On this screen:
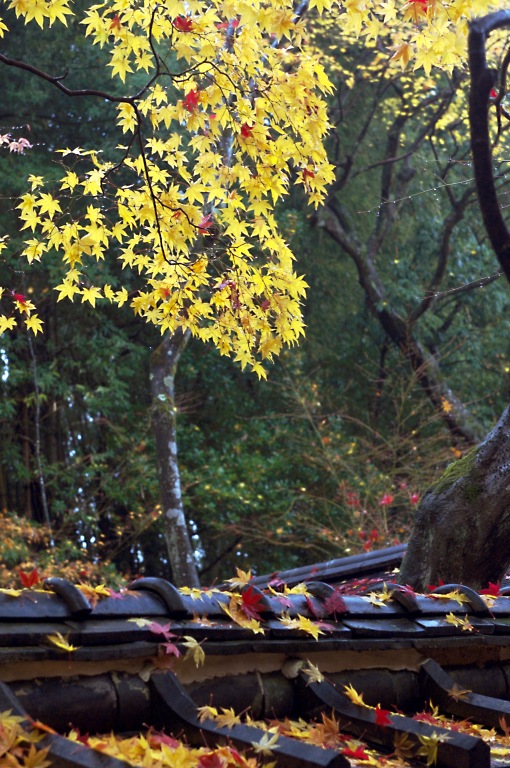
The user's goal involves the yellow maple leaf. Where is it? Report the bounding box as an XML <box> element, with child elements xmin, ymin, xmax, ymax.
<box><xmin>221</xmin><ymin>599</ymin><xmax>265</xmax><ymax>635</ymax></box>
<box><xmin>179</xmin><ymin>586</ymin><xmax>205</xmax><ymax>600</ymax></box>
<box><xmin>363</xmin><ymin>591</ymin><xmax>388</xmax><ymax>608</ymax></box>
<box><xmin>0</xmin><ymin>316</ymin><xmax>16</xmax><ymax>335</ymax></box>
<box><xmin>127</xmin><ymin>617</ymin><xmax>153</xmax><ymax>628</ymax></box>
<box><xmin>343</xmin><ymin>683</ymin><xmax>367</xmax><ymax>707</ymax></box>
<box><xmin>182</xmin><ymin>635</ymin><xmax>205</xmax><ymax>667</ymax></box>
<box><xmin>429</xmin><ymin>590</ymin><xmax>470</xmax><ymax>606</ymax></box>
<box><xmin>226</xmin><ymin>567</ymin><xmax>253</xmax><ymax>589</ymax></box>
<box><xmin>77</xmin><ymin>583</ymin><xmax>111</xmax><ymax>605</ymax></box>
<box><xmin>214</xmin><ymin>707</ymin><xmax>242</xmax><ymax>728</ymax></box>
<box><xmin>302</xmin><ymin>661</ymin><xmax>324</xmax><ymax>685</ymax></box>
<box><xmin>25</xmin><ymin>314</ymin><xmax>43</xmax><ymax>334</ymax></box>
<box><xmin>391</xmin><ymin>41</ymin><xmax>412</xmax><ymax>69</ymax></box>
<box><xmin>80</xmin><ymin>285</ymin><xmax>103</xmax><ymax>307</ymax></box>
<box><xmin>0</xmin><ymin>586</ymin><xmax>23</xmax><ymax>597</ymax></box>
<box><xmin>417</xmin><ymin>732</ymin><xmax>450</xmax><ymax>766</ymax></box>
<box><xmin>393</xmin><ymin>731</ymin><xmax>415</xmax><ymax>759</ymax></box>
<box><xmin>447</xmin><ymin>683</ymin><xmax>471</xmax><ymax>702</ymax></box>
<box><xmin>251</xmin><ymin>731</ymin><xmax>280</xmax><ymax>756</ymax></box>
<box><xmin>46</xmin><ymin>632</ymin><xmax>80</xmax><ymax>652</ymax></box>
<box><xmin>18</xmin><ymin>744</ymin><xmax>52</xmax><ymax>768</ymax></box>
<box><xmin>55</xmin><ymin>280</ymin><xmax>80</xmax><ymax>302</ymax></box>
<box><xmin>197</xmin><ymin>705</ymin><xmax>218</xmax><ymax>723</ymax></box>
<box><xmin>295</xmin><ymin>614</ymin><xmax>324</xmax><ymax>640</ymax></box>
<box><xmin>445</xmin><ymin>612</ymin><xmax>474</xmax><ymax>632</ymax></box>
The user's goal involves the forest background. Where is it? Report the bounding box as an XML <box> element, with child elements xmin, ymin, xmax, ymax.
<box><xmin>1</xmin><ymin>1</ymin><xmax>509</xmax><ymax>588</ymax></box>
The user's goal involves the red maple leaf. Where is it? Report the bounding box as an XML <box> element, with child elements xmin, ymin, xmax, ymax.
<box><xmin>109</xmin><ymin>13</ymin><xmax>121</xmax><ymax>29</ymax></box>
<box><xmin>240</xmin><ymin>586</ymin><xmax>265</xmax><ymax>620</ymax></box>
<box><xmin>374</xmin><ymin>704</ymin><xmax>392</xmax><ymax>727</ymax></box>
<box><xmin>107</xmin><ymin>588</ymin><xmax>125</xmax><ymax>599</ymax></box>
<box><xmin>161</xmin><ymin>641</ymin><xmax>181</xmax><ymax>657</ymax></box>
<box><xmin>198</xmin><ymin>213</ymin><xmax>214</xmax><ymax>230</ymax></box>
<box><xmin>414</xmin><ymin>711</ymin><xmax>441</xmax><ymax>726</ymax></box>
<box><xmin>173</xmin><ymin>15</ymin><xmax>193</xmax><ymax>32</ymax></box>
<box><xmin>240</xmin><ymin>123</ymin><xmax>253</xmax><ymax>138</ymax></box>
<box><xmin>19</xmin><ymin>568</ymin><xmax>40</xmax><ymax>588</ymax></box>
<box><xmin>12</xmin><ymin>292</ymin><xmax>27</xmax><ymax>305</ymax></box>
<box><xmin>216</xmin><ymin>18</ymin><xmax>240</xmax><ymax>29</ymax></box>
<box><xmin>323</xmin><ymin>587</ymin><xmax>347</xmax><ymax>617</ymax></box>
<box><xmin>147</xmin><ymin>728</ymin><xmax>180</xmax><ymax>749</ymax></box>
<box><xmin>302</xmin><ymin>168</ymin><xmax>315</xmax><ymax>181</ymax></box>
<box><xmin>480</xmin><ymin>581</ymin><xmax>501</xmax><ymax>597</ymax></box>
<box><xmin>148</xmin><ymin>622</ymin><xmax>176</xmax><ymax>641</ymax></box>
<box><xmin>305</xmin><ymin>595</ymin><xmax>320</xmax><ymax>619</ymax></box>
<box><xmin>198</xmin><ymin>752</ymin><xmax>225</xmax><ymax>768</ymax></box>
<box><xmin>183</xmin><ymin>89</ymin><xmax>200</xmax><ymax>112</ymax></box>
<box><xmin>341</xmin><ymin>745</ymin><xmax>369</xmax><ymax>759</ymax></box>
<box><xmin>426</xmin><ymin>578</ymin><xmax>445</xmax><ymax>592</ymax></box>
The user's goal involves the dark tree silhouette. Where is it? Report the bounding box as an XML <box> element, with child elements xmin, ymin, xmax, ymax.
<box><xmin>400</xmin><ymin>11</ymin><xmax>510</xmax><ymax>590</ymax></box>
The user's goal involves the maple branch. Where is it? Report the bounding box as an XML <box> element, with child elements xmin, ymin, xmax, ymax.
<box><xmin>352</xmin><ymin>150</ymin><xmax>414</xmax><ymax>177</ymax></box>
<box><xmin>0</xmin><ymin>52</ymin><xmax>136</xmax><ymax>105</ymax></box>
<box><xmin>426</xmin><ymin>269</ymin><xmax>503</xmax><ymax>302</ymax></box>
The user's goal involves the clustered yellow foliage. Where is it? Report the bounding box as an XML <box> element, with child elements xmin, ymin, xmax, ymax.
<box><xmin>0</xmin><ymin>0</ymin><xmax>501</xmax><ymax>372</ymax></box>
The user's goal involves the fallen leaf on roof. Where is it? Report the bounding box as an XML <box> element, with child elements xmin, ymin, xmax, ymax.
<box><xmin>447</xmin><ymin>684</ymin><xmax>471</xmax><ymax>702</ymax></box>
<box><xmin>46</xmin><ymin>632</ymin><xmax>80</xmax><ymax>652</ymax></box>
<box><xmin>374</xmin><ymin>704</ymin><xmax>392</xmax><ymax>727</ymax></box>
<box><xmin>363</xmin><ymin>592</ymin><xmax>388</xmax><ymax>608</ymax></box>
<box><xmin>0</xmin><ymin>587</ymin><xmax>23</xmax><ymax>597</ymax></box>
<box><xmin>427</xmin><ymin>589</ymin><xmax>470</xmax><ymax>606</ymax></box>
<box><xmin>417</xmin><ymin>732</ymin><xmax>450</xmax><ymax>766</ymax></box>
<box><xmin>251</xmin><ymin>731</ymin><xmax>280</xmax><ymax>755</ymax></box>
<box><xmin>343</xmin><ymin>683</ymin><xmax>367</xmax><ymax>707</ymax></box>
<box><xmin>291</xmin><ymin>614</ymin><xmax>325</xmax><ymax>639</ymax></box>
<box><xmin>181</xmin><ymin>635</ymin><xmax>206</xmax><ymax>667</ymax></box>
<box><xmin>445</xmin><ymin>613</ymin><xmax>475</xmax><ymax>632</ymax></box>
<box><xmin>284</xmin><ymin>583</ymin><xmax>310</xmax><ymax>596</ymax></box>
<box><xmin>77</xmin><ymin>583</ymin><xmax>111</xmax><ymax>605</ymax></box>
<box><xmin>197</xmin><ymin>705</ymin><xmax>218</xmax><ymax>723</ymax></box>
<box><xmin>214</xmin><ymin>707</ymin><xmax>242</xmax><ymax>728</ymax></box>
<box><xmin>323</xmin><ymin>587</ymin><xmax>347</xmax><ymax>616</ymax></box>
<box><xmin>225</xmin><ymin>567</ymin><xmax>253</xmax><ymax>589</ymax></box>
<box><xmin>128</xmin><ymin>617</ymin><xmax>153</xmax><ymax>628</ymax></box>
<box><xmin>393</xmin><ymin>731</ymin><xmax>415</xmax><ymax>759</ymax></box>
<box><xmin>302</xmin><ymin>661</ymin><xmax>324</xmax><ymax>685</ymax></box>
<box><xmin>221</xmin><ymin>599</ymin><xmax>265</xmax><ymax>634</ymax></box>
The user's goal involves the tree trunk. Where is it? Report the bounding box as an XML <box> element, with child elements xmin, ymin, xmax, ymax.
<box><xmin>150</xmin><ymin>330</ymin><xmax>200</xmax><ymax>587</ymax></box>
<box><xmin>399</xmin><ymin>404</ymin><xmax>510</xmax><ymax>591</ymax></box>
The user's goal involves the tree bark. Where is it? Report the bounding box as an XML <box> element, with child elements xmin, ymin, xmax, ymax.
<box><xmin>399</xmin><ymin>404</ymin><xmax>510</xmax><ymax>590</ymax></box>
<box><xmin>150</xmin><ymin>330</ymin><xmax>200</xmax><ymax>587</ymax></box>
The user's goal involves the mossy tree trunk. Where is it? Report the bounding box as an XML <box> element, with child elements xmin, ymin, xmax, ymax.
<box><xmin>399</xmin><ymin>405</ymin><xmax>510</xmax><ymax>590</ymax></box>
